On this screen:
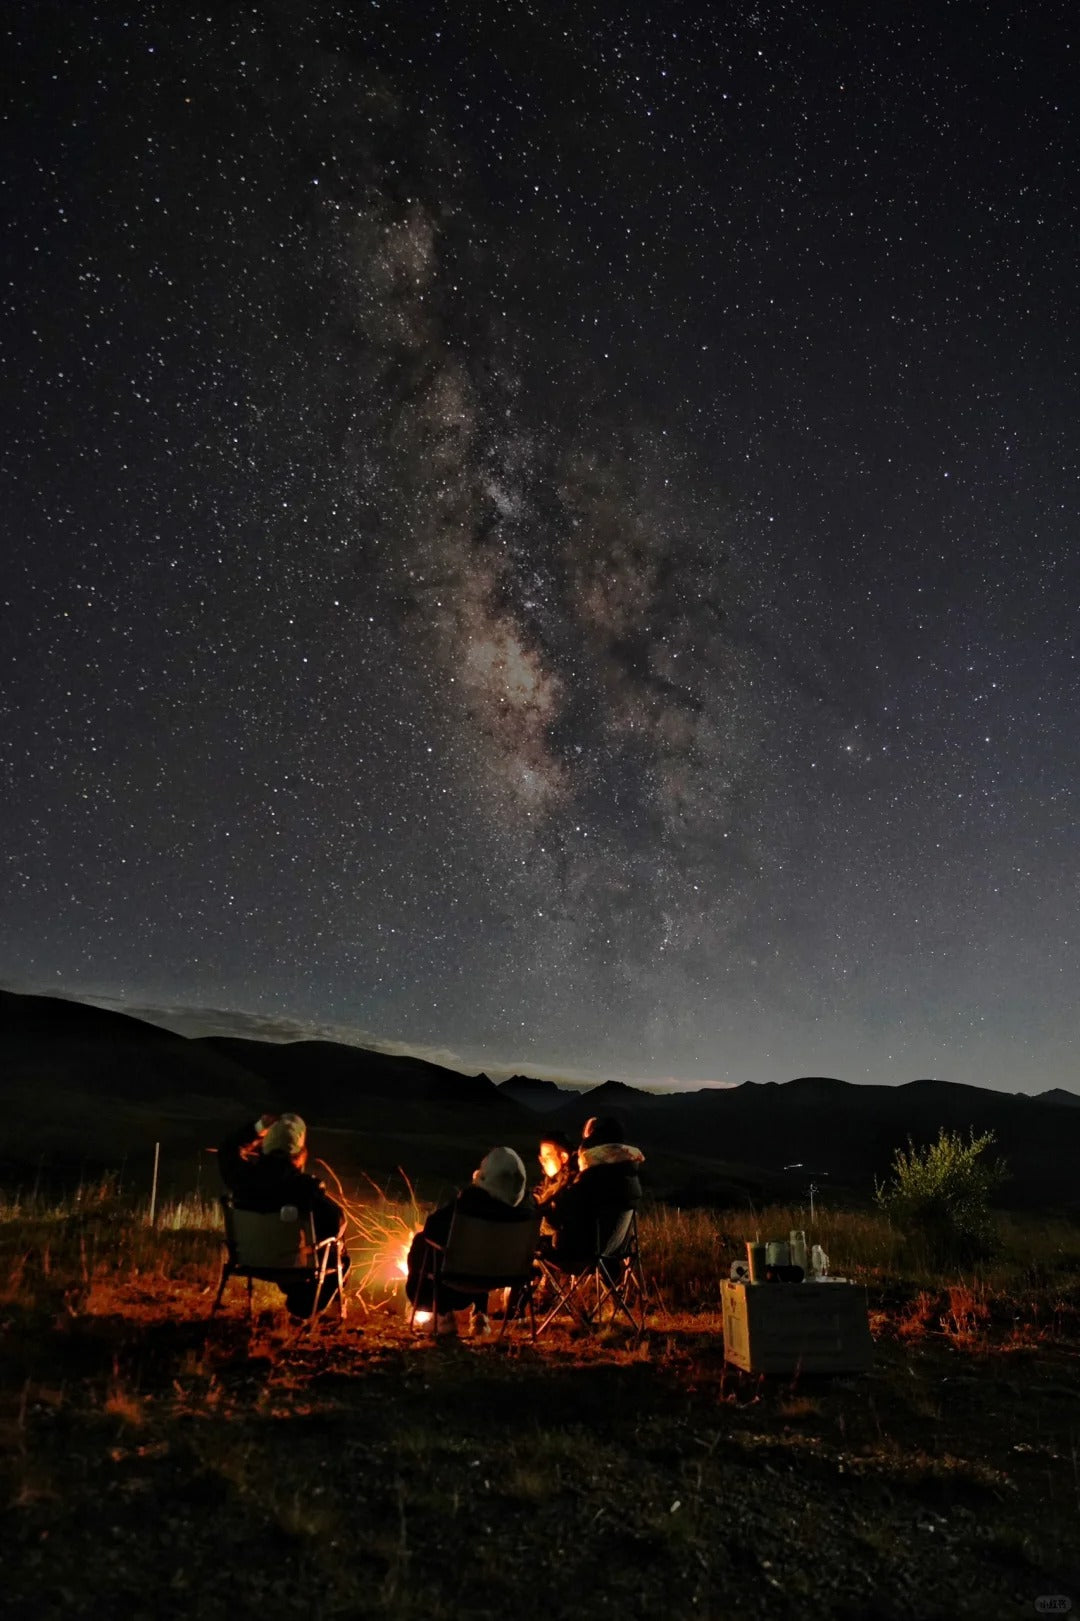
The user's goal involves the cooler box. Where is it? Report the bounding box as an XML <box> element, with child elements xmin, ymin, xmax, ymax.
<box><xmin>722</xmin><ymin>1279</ymin><xmax>873</xmax><ymax>1374</ymax></box>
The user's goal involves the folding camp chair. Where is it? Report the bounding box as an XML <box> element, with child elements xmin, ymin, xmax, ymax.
<box><xmin>409</xmin><ymin>1210</ymin><xmax>541</xmax><ymax>1341</ymax></box>
<box><xmin>535</xmin><ymin>1209</ymin><xmax>647</xmax><ymax>1339</ymax></box>
<box><xmin>210</xmin><ymin>1197</ymin><xmax>347</xmax><ymax>1330</ymax></box>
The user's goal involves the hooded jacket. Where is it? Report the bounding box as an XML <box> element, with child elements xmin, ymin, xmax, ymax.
<box><xmin>217</xmin><ymin>1118</ymin><xmax>345</xmax><ymax>1243</ymax></box>
<box><xmin>471</xmin><ymin>1145</ymin><xmax>528</xmax><ymax>1207</ymax></box>
<box><xmin>545</xmin><ymin>1140</ymin><xmax>644</xmax><ymax>1270</ymax></box>
<box><xmin>406</xmin><ymin>1147</ymin><xmax>537</xmax><ymax>1311</ymax></box>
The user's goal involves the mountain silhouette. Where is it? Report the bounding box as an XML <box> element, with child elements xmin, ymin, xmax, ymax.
<box><xmin>3</xmin><ymin>990</ymin><xmax>1079</xmax><ymax>1207</ymax></box>
<box><xmin>497</xmin><ymin>1075</ymin><xmax>573</xmax><ymax>1111</ymax></box>
<box><xmin>197</xmin><ymin>1035</ymin><xmax>513</xmax><ymax>1117</ymax></box>
<box><xmin>1036</xmin><ymin>1088</ymin><xmax>1080</xmax><ymax>1108</ymax></box>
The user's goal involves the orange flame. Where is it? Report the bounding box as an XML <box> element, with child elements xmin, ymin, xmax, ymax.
<box><xmin>314</xmin><ymin>1160</ymin><xmax>426</xmax><ymax>1309</ymax></box>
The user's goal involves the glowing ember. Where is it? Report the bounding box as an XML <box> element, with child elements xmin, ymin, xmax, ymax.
<box><xmin>315</xmin><ymin>1161</ymin><xmax>426</xmax><ymax>1311</ymax></box>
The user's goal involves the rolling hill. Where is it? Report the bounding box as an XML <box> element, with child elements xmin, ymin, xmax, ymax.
<box><xmin>3</xmin><ymin>990</ymin><xmax>1079</xmax><ymax>1209</ymax></box>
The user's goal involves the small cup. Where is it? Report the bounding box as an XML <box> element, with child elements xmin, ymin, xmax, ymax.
<box><xmin>746</xmin><ymin>1241</ymin><xmax>766</xmax><ymax>1283</ymax></box>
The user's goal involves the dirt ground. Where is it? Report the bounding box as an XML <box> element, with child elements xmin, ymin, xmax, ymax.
<box><xmin>3</xmin><ymin>1267</ymin><xmax>1079</xmax><ymax>1621</ymax></box>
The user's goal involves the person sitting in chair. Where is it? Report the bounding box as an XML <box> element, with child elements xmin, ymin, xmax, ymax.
<box><xmin>217</xmin><ymin>1112</ymin><xmax>350</xmax><ymax>1319</ymax></box>
<box><xmin>542</xmin><ymin>1114</ymin><xmax>644</xmax><ymax>1273</ymax></box>
<box><xmin>535</xmin><ymin>1129</ymin><xmax>576</xmax><ymax>1207</ymax></box>
<box><xmin>406</xmin><ymin>1146</ymin><xmax>536</xmax><ymax>1336</ymax></box>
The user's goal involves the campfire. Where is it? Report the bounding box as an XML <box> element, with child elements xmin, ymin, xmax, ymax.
<box><xmin>316</xmin><ymin>1161</ymin><xmax>430</xmax><ymax>1319</ymax></box>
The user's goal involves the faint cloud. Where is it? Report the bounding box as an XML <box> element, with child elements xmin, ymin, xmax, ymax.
<box><xmin>45</xmin><ymin>993</ymin><xmax>477</xmax><ymax>1075</ymax></box>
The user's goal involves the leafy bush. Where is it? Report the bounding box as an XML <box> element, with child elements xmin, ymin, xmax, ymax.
<box><xmin>875</xmin><ymin>1128</ymin><xmax>1009</xmax><ymax>1265</ymax></box>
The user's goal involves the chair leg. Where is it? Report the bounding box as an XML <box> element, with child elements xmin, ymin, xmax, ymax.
<box><xmin>622</xmin><ymin>1238</ymin><xmax>647</xmax><ymax>1335</ymax></box>
<box><xmin>536</xmin><ymin>1264</ymin><xmax>589</xmax><ymax>1336</ymax></box>
<box><xmin>630</xmin><ymin>1251</ymin><xmax>648</xmax><ymax>1334</ymax></box>
<box><xmin>614</xmin><ymin>1271</ymin><xmax>642</xmax><ymax>1333</ymax></box>
<box><xmin>429</xmin><ymin>1252</ymin><xmax>445</xmax><ymax>1337</ymax></box>
<box><xmin>578</xmin><ymin>1264</ymin><xmax>603</xmax><ymax>1327</ymax></box>
<box><xmin>597</xmin><ymin>1259</ymin><xmax>628</xmax><ymax>1319</ymax></box>
<box><xmin>409</xmin><ymin>1253</ymin><xmax>422</xmax><ymax>1331</ymax></box>
<box><xmin>535</xmin><ymin>1289</ymin><xmax>564</xmax><ymax>1337</ymax></box>
<box><xmin>591</xmin><ymin>1260</ymin><xmax>630</xmax><ymax>1331</ymax></box>
<box><xmin>210</xmin><ymin>1260</ymin><xmax>230</xmax><ymax>1316</ymax></box>
<box><xmin>494</xmin><ymin>1281</ymin><xmax>532</xmax><ymax>1344</ymax></box>
<box><xmin>409</xmin><ymin>1245</ymin><xmax>436</xmax><ymax>1333</ymax></box>
<box><xmin>595</xmin><ymin>1257</ymin><xmax>647</xmax><ymax>1337</ymax></box>
<box><xmin>310</xmin><ymin>1243</ymin><xmax>332</xmax><ymax>1331</ymax></box>
<box><xmin>336</xmin><ymin>1244</ymin><xmax>347</xmax><ymax>1323</ymax></box>
<box><xmin>430</xmin><ymin>1259</ymin><xmax>443</xmax><ymax>1338</ymax></box>
<box><xmin>509</xmin><ymin>1277</ymin><xmax>538</xmax><ymax>1343</ymax></box>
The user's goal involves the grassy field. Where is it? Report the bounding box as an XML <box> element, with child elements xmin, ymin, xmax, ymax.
<box><xmin>2</xmin><ymin>1180</ymin><xmax>1079</xmax><ymax>1620</ymax></box>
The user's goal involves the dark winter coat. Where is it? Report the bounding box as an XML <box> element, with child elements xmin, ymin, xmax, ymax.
<box><xmin>217</xmin><ymin>1120</ymin><xmax>345</xmax><ymax>1244</ymax></box>
<box><xmin>406</xmin><ymin>1184</ymin><xmax>538</xmax><ymax>1313</ymax></box>
<box><xmin>544</xmin><ymin>1142</ymin><xmax>644</xmax><ymax>1271</ymax></box>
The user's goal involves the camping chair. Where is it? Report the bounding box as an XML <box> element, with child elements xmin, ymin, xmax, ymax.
<box><xmin>409</xmin><ymin>1210</ymin><xmax>541</xmax><ymax>1341</ymax></box>
<box><xmin>211</xmin><ymin>1197</ymin><xmax>347</xmax><ymax>1330</ymax></box>
<box><xmin>535</xmin><ymin>1210</ymin><xmax>647</xmax><ymax>1340</ymax></box>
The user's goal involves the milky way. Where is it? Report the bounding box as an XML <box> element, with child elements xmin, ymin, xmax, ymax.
<box><xmin>3</xmin><ymin>3</ymin><xmax>1078</xmax><ymax>1089</ymax></box>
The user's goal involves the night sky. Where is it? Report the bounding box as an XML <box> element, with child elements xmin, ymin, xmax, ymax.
<box><xmin>3</xmin><ymin>2</ymin><xmax>1078</xmax><ymax>1092</ymax></box>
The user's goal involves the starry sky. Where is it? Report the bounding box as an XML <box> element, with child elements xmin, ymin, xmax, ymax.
<box><xmin>3</xmin><ymin>1</ymin><xmax>1078</xmax><ymax>1092</ymax></box>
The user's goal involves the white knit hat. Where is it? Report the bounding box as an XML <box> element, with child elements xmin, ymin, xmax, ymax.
<box><xmin>472</xmin><ymin>1146</ymin><xmax>527</xmax><ymax>1207</ymax></box>
<box><xmin>261</xmin><ymin>1113</ymin><xmax>306</xmax><ymax>1157</ymax></box>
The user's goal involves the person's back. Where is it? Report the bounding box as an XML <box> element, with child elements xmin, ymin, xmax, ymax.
<box><xmin>217</xmin><ymin>1112</ymin><xmax>349</xmax><ymax>1317</ymax></box>
<box><xmin>218</xmin><ymin>1113</ymin><xmax>337</xmax><ymax>1228</ymax></box>
<box><xmin>546</xmin><ymin>1115</ymin><xmax>644</xmax><ymax>1270</ymax></box>
<box><xmin>407</xmin><ymin>1146</ymin><xmax>536</xmax><ymax>1331</ymax></box>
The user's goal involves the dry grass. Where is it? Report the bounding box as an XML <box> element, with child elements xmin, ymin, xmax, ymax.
<box><xmin>2</xmin><ymin>1180</ymin><xmax>1080</xmax><ymax>1619</ymax></box>
<box><xmin>4</xmin><ymin>1181</ymin><xmax>1080</xmax><ymax>1348</ymax></box>
<box><xmin>646</xmin><ymin>1199</ymin><xmax>1080</xmax><ymax>1328</ymax></box>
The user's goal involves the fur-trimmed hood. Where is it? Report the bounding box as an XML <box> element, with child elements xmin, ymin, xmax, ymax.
<box><xmin>578</xmin><ymin>1142</ymin><xmax>645</xmax><ymax>1172</ymax></box>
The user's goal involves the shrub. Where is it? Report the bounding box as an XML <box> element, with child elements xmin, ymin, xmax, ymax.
<box><xmin>875</xmin><ymin>1128</ymin><xmax>1008</xmax><ymax>1265</ymax></box>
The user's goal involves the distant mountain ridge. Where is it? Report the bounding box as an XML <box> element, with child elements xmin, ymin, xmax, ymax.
<box><xmin>497</xmin><ymin>1075</ymin><xmax>571</xmax><ymax>1112</ymax></box>
<box><xmin>2</xmin><ymin>990</ymin><xmax>1079</xmax><ymax>1207</ymax></box>
<box><xmin>197</xmin><ymin>1035</ymin><xmax>509</xmax><ymax>1114</ymax></box>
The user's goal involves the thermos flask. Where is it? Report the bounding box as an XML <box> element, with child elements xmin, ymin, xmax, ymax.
<box><xmin>746</xmin><ymin>1241</ymin><xmax>766</xmax><ymax>1282</ymax></box>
